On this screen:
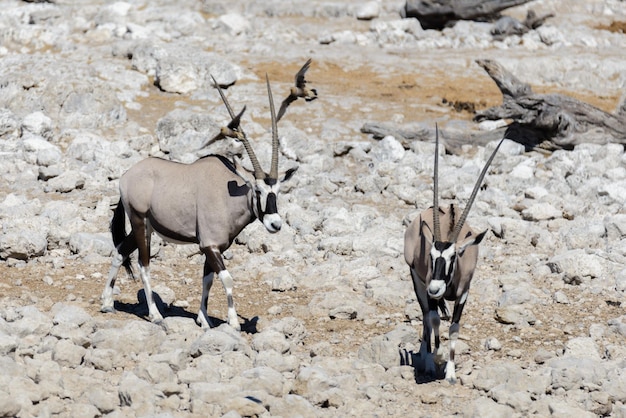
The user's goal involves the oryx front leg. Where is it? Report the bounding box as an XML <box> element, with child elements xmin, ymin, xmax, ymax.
<box><xmin>445</xmin><ymin>292</ymin><xmax>469</xmax><ymax>384</ymax></box>
<box><xmin>445</xmin><ymin>322</ymin><xmax>460</xmax><ymax>384</ymax></box>
<box><xmin>139</xmin><ymin>263</ymin><xmax>163</xmax><ymax>323</ymax></box>
<box><xmin>219</xmin><ymin>270</ymin><xmax>239</xmax><ymax>331</ymax></box>
<box><xmin>427</xmin><ymin>309</ymin><xmax>442</xmax><ymax>376</ymax></box>
<box><xmin>412</xmin><ymin>269</ymin><xmax>437</xmax><ymax>376</ymax></box>
<box><xmin>203</xmin><ymin>246</ymin><xmax>240</xmax><ymax>331</ymax></box>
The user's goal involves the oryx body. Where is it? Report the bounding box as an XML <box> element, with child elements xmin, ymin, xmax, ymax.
<box><xmin>101</xmin><ymin>69</ymin><xmax>308</xmax><ymax>330</ymax></box>
<box><xmin>404</xmin><ymin>129</ymin><xmax>503</xmax><ymax>383</ymax></box>
<box><xmin>404</xmin><ymin>204</ymin><xmax>485</xmax><ymax>382</ymax></box>
<box><xmin>120</xmin><ymin>155</ymin><xmax>257</xmax><ymax>248</ymax></box>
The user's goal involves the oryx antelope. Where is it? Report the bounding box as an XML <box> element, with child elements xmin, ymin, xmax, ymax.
<box><xmin>101</xmin><ymin>64</ymin><xmax>313</xmax><ymax>330</ymax></box>
<box><xmin>404</xmin><ymin>127</ymin><xmax>503</xmax><ymax>383</ymax></box>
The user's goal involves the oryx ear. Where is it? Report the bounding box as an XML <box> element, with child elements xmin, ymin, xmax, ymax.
<box><xmin>420</xmin><ymin>219</ymin><xmax>435</xmax><ymax>243</ymax></box>
<box><xmin>280</xmin><ymin>166</ymin><xmax>298</xmax><ymax>183</ymax></box>
<box><xmin>458</xmin><ymin>229</ymin><xmax>487</xmax><ymax>256</ymax></box>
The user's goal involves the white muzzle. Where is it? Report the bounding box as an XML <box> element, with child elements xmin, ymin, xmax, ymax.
<box><xmin>428</xmin><ymin>279</ymin><xmax>446</xmax><ymax>299</ymax></box>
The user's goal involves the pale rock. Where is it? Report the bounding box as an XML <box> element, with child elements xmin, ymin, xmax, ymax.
<box><xmin>52</xmin><ymin>339</ymin><xmax>87</xmax><ymax>368</ymax></box>
<box><xmin>218</xmin><ymin>13</ymin><xmax>250</xmax><ymax>36</ymax></box>
<box><xmin>521</xmin><ymin>203</ymin><xmax>561</xmax><ymax>221</ymax></box>
<box><xmin>189</xmin><ymin>326</ymin><xmax>246</xmax><ymax>357</ymax></box>
<box><xmin>357</xmin><ymin>2</ymin><xmax>380</xmax><ymax>20</ymax></box>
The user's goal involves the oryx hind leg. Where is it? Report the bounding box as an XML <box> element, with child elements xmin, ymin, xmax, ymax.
<box><xmin>138</xmin><ymin>262</ymin><xmax>163</xmax><ymax>323</ymax></box>
<box><xmin>101</xmin><ymin>233</ymin><xmax>137</xmax><ymax>313</ymax></box>
<box><xmin>197</xmin><ymin>268</ymin><xmax>215</xmax><ymax>329</ymax></box>
<box><xmin>131</xmin><ymin>213</ymin><xmax>163</xmax><ymax>323</ymax></box>
<box><xmin>203</xmin><ymin>246</ymin><xmax>240</xmax><ymax>331</ymax></box>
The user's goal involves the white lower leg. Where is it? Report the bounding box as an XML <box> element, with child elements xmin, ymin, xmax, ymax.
<box><xmin>445</xmin><ymin>322</ymin><xmax>460</xmax><ymax>383</ymax></box>
<box><xmin>197</xmin><ymin>273</ymin><xmax>214</xmax><ymax>329</ymax></box>
<box><xmin>218</xmin><ymin>270</ymin><xmax>239</xmax><ymax>330</ymax></box>
<box><xmin>101</xmin><ymin>253</ymin><xmax>123</xmax><ymax>312</ymax></box>
<box><xmin>139</xmin><ymin>264</ymin><xmax>163</xmax><ymax>322</ymax></box>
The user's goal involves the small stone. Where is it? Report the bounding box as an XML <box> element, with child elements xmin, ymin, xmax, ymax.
<box><xmin>356</xmin><ymin>2</ymin><xmax>380</xmax><ymax>20</ymax></box>
<box><xmin>485</xmin><ymin>337</ymin><xmax>502</xmax><ymax>351</ymax></box>
<box><xmin>553</xmin><ymin>291</ymin><xmax>570</xmax><ymax>304</ymax></box>
<box><xmin>534</xmin><ymin>348</ymin><xmax>554</xmax><ymax>364</ymax></box>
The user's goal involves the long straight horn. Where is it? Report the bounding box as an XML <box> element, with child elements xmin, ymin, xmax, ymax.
<box><xmin>266</xmin><ymin>74</ymin><xmax>279</xmax><ymax>181</ymax></box>
<box><xmin>449</xmin><ymin>137</ymin><xmax>505</xmax><ymax>242</ymax></box>
<box><xmin>211</xmin><ymin>75</ymin><xmax>265</xmax><ymax>180</ymax></box>
<box><xmin>432</xmin><ymin>124</ymin><xmax>441</xmax><ymax>242</ymax></box>
<box><xmin>211</xmin><ymin>75</ymin><xmax>237</xmax><ymax>120</ymax></box>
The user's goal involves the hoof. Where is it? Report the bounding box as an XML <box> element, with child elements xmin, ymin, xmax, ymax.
<box><xmin>196</xmin><ymin>318</ymin><xmax>211</xmax><ymax>329</ymax></box>
<box><xmin>228</xmin><ymin>312</ymin><xmax>240</xmax><ymax>331</ymax></box>
<box><xmin>149</xmin><ymin>315</ymin><xmax>164</xmax><ymax>324</ymax></box>
<box><xmin>196</xmin><ymin>313</ymin><xmax>213</xmax><ymax>329</ymax></box>
<box><xmin>100</xmin><ymin>306</ymin><xmax>115</xmax><ymax>314</ymax></box>
<box><xmin>153</xmin><ymin>318</ymin><xmax>167</xmax><ymax>330</ymax></box>
<box><xmin>444</xmin><ymin>362</ymin><xmax>457</xmax><ymax>384</ymax></box>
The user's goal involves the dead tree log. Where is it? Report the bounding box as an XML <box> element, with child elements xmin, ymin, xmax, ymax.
<box><xmin>491</xmin><ymin>10</ymin><xmax>554</xmax><ymax>40</ymax></box>
<box><xmin>403</xmin><ymin>0</ymin><xmax>534</xmax><ymax>30</ymax></box>
<box><xmin>474</xmin><ymin>59</ymin><xmax>626</xmax><ymax>151</ymax></box>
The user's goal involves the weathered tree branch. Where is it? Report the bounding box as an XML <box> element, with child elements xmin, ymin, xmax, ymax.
<box><xmin>403</xmin><ymin>0</ymin><xmax>534</xmax><ymax>30</ymax></box>
<box><xmin>491</xmin><ymin>10</ymin><xmax>555</xmax><ymax>40</ymax></box>
<box><xmin>474</xmin><ymin>59</ymin><xmax>626</xmax><ymax>151</ymax></box>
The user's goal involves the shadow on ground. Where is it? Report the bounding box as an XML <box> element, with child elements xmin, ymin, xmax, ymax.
<box><xmin>400</xmin><ymin>348</ymin><xmax>445</xmax><ymax>384</ymax></box>
<box><xmin>109</xmin><ymin>290</ymin><xmax>259</xmax><ymax>333</ymax></box>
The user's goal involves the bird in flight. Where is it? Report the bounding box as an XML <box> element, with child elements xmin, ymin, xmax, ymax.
<box><xmin>204</xmin><ymin>105</ymin><xmax>246</xmax><ymax>147</ymax></box>
<box><xmin>277</xmin><ymin>58</ymin><xmax>318</xmax><ymax>122</ymax></box>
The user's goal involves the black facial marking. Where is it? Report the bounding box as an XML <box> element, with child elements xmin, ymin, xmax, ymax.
<box><xmin>432</xmin><ymin>241</ymin><xmax>456</xmax><ymax>282</ymax></box>
<box><xmin>256</xmin><ymin>192</ymin><xmax>264</xmax><ymax>221</ymax></box>
<box><xmin>265</xmin><ymin>192</ymin><xmax>278</xmax><ymax>214</ymax></box>
<box><xmin>434</xmin><ymin>241</ymin><xmax>453</xmax><ymax>252</ymax></box>
<box><xmin>433</xmin><ymin>257</ymin><xmax>447</xmax><ymax>281</ymax></box>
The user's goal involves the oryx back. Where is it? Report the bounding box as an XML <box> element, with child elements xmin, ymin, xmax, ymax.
<box><xmin>120</xmin><ymin>155</ymin><xmax>253</xmax><ymax>250</ymax></box>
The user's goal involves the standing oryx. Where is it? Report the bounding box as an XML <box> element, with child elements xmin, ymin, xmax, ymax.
<box><xmin>101</xmin><ymin>62</ymin><xmax>315</xmax><ymax>330</ymax></box>
<box><xmin>404</xmin><ymin>127</ymin><xmax>503</xmax><ymax>383</ymax></box>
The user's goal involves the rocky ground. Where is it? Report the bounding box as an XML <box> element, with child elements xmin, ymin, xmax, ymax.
<box><xmin>1</xmin><ymin>0</ymin><xmax>626</xmax><ymax>417</ymax></box>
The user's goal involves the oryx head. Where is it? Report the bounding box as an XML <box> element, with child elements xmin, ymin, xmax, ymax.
<box><xmin>212</xmin><ymin>75</ymin><xmax>297</xmax><ymax>233</ymax></box>
<box><xmin>424</xmin><ymin>126</ymin><xmax>502</xmax><ymax>299</ymax></box>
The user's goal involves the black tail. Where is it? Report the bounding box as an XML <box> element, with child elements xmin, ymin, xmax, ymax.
<box><xmin>111</xmin><ymin>199</ymin><xmax>134</xmax><ymax>279</ymax></box>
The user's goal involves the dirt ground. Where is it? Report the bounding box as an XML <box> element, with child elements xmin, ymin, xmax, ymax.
<box><xmin>2</xmin><ymin>220</ymin><xmax>624</xmax><ymax>378</ymax></box>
